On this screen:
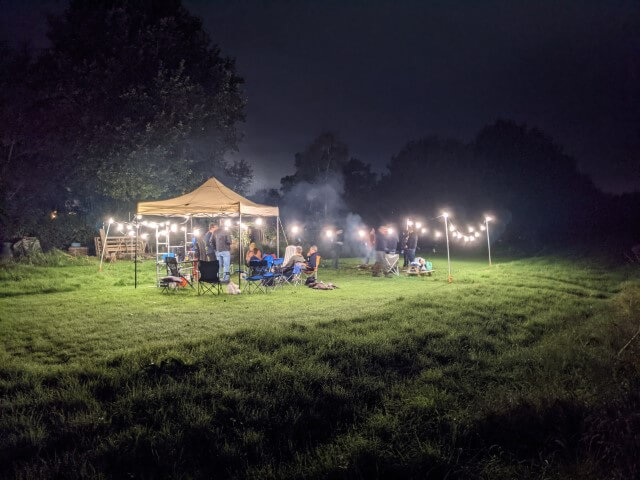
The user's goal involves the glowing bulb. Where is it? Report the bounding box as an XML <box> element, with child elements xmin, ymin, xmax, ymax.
<box><xmin>255</xmin><ymin>218</ymin><xmax>263</xmax><ymax>226</ymax></box>
<box><xmin>148</xmin><ymin>222</ymin><xmax>157</xmax><ymax>229</ymax></box>
<box><xmin>224</xmin><ymin>219</ymin><xmax>232</xmax><ymax>227</ymax></box>
<box><xmin>464</xmin><ymin>236</ymin><xmax>469</xmax><ymax>242</ymax></box>
<box><xmin>468</xmin><ymin>226</ymin><xmax>474</xmax><ymax>233</ymax></box>
<box><xmin>470</xmin><ymin>236</ymin><xmax>476</xmax><ymax>241</ymax></box>
<box><xmin>180</xmin><ymin>226</ymin><xmax>186</xmax><ymax>232</ymax></box>
<box><xmin>108</xmin><ymin>217</ymin><xmax>114</xmax><ymax>224</ymax></box>
<box><xmin>128</xmin><ymin>230</ymin><xmax>135</xmax><ymax>237</ymax></box>
<box><xmin>480</xmin><ymin>225</ymin><xmax>486</xmax><ymax>231</ymax></box>
<box><xmin>170</xmin><ymin>224</ymin><xmax>178</xmax><ymax>232</ymax></box>
<box><xmin>407</xmin><ymin>219</ymin><xmax>413</xmax><ymax>226</ymax></box>
<box><xmin>421</xmin><ymin>228</ymin><xmax>427</xmax><ymax>234</ymax></box>
<box><xmin>485</xmin><ymin>216</ymin><xmax>493</xmax><ymax>222</ymax></box>
<box><xmin>141</xmin><ymin>233</ymin><xmax>149</xmax><ymax>240</ymax></box>
<box><xmin>358</xmin><ymin>229</ymin><xmax>365</xmax><ymax>238</ymax></box>
<box><xmin>136</xmin><ymin>214</ymin><xmax>142</xmax><ymax>220</ymax></box>
<box><xmin>442</xmin><ymin>212</ymin><xmax>449</xmax><ymax>218</ymax></box>
<box><xmin>435</xmin><ymin>231</ymin><xmax>442</xmax><ymax>238</ymax></box>
<box><xmin>449</xmin><ymin>225</ymin><xmax>456</xmax><ymax>232</ymax></box>
<box><xmin>193</xmin><ymin>228</ymin><xmax>200</xmax><ymax>236</ymax></box>
<box><xmin>291</xmin><ymin>225</ymin><xmax>300</xmax><ymax>234</ymax></box>
<box><xmin>325</xmin><ymin>229</ymin><xmax>334</xmax><ymax>238</ymax></box>
<box><xmin>117</xmin><ymin>223</ymin><xmax>124</xmax><ymax>232</ymax></box>
<box><xmin>242</xmin><ymin>224</ymin><xmax>249</xmax><ymax>230</ymax></box>
<box><xmin>126</xmin><ymin>224</ymin><xmax>133</xmax><ymax>231</ymax></box>
<box><xmin>474</xmin><ymin>231</ymin><xmax>480</xmax><ymax>237</ymax></box>
<box><xmin>388</xmin><ymin>227</ymin><xmax>394</xmax><ymax>234</ymax></box>
<box><xmin>415</xmin><ymin>222</ymin><xmax>422</xmax><ymax>229</ymax></box>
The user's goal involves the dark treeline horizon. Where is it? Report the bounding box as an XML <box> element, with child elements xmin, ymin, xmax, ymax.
<box><xmin>1</xmin><ymin>0</ymin><xmax>639</xmax><ymax>255</ymax></box>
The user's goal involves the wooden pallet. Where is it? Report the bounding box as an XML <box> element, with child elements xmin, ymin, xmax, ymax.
<box><xmin>95</xmin><ymin>228</ymin><xmax>147</xmax><ymax>259</ymax></box>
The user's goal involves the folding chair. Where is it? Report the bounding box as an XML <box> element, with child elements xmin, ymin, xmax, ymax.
<box><xmin>303</xmin><ymin>255</ymin><xmax>321</xmax><ymax>282</ymax></box>
<box><xmin>384</xmin><ymin>253</ymin><xmax>400</xmax><ymax>276</ymax></box>
<box><xmin>281</xmin><ymin>264</ymin><xmax>303</xmax><ymax>288</ymax></box>
<box><xmin>159</xmin><ymin>257</ymin><xmax>190</xmax><ymax>293</ymax></box>
<box><xmin>198</xmin><ymin>260</ymin><xmax>222</xmax><ymax>295</ymax></box>
<box><xmin>245</xmin><ymin>259</ymin><xmax>267</xmax><ymax>294</ymax></box>
<box><xmin>166</xmin><ymin>257</ymin><xmax>193</xmax><ymax>287</ymax></box>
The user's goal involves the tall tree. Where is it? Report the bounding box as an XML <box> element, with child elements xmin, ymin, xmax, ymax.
<box><xmin>37</xmin><ymin>0</ymin><xmax>247</xmax><ymax>208</ymax></box>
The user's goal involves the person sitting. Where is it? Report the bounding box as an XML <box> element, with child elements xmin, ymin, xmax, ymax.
<box><xmin>284</xmin><ymin>246</ymin><xmax>306</xmax><ymax>269</ymax></box>
<box><xmin>305</xmin><ymin>245</ymin><xmax>319</xmax><ymax>274</ymax></box>
<box><xmin>245</xmin><ymin>242</ymin><xmax>262</xmax><ymax>265</ymax></box>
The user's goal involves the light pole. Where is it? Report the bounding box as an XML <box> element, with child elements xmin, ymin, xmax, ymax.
<box><xmin>441</xmin><ymin>212</ymin><xmax>452</xmax><ymax>283</ymax></box>
<box><xmin>485</xmin><ymin>216</ymin><xmax>492</xmax><ymax>266</ymax></box>
<box><xmin>99</xmin><ymin>218</ymin><xmax>114</xmax><ymax>272</ymax></box>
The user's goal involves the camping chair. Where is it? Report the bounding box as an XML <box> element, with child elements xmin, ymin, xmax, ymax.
<box><xmin>303</xmin><ymin>255</ymin><xmax>321</xmax><ymax>282</ymax></box>
<box><xmin>159</xmin><ymin>257</ymin><xmax>190</xmax><ymax>293</ymax></box>
<box><xmin>384</xmin><ymin>253</ymin><xmax>400</xmax><ymax>276</ymax></box>
<box><xmin>245</xmin><ymin>259</ymin><xmax>267</xmax><ymax>294</ymax></box>
<box><xmin>281</xmin><ymin>263</ymin><xmax>303</xmax><ymax>288</ymax></box>
<box><xmin>198</xmin><ymin>260</ymin><xmax>222</xmax><ymax>295</ymax></box>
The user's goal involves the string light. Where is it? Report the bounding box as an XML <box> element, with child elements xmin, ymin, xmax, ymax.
<box><xmin>449</xmin><ymin>225</ymin><xmax>456</xmax><ymax>232</ymax></box>
<box><xmin>136</xmin><ymin>214</ymin><xmax>142</xmax><ymax>220</ymax></box>
<box><xmin>193</xmin><ymin>228</ymin><xmax>200</xmax><ymax>236</ymax></box>
<box><xmin>117</xmin><ymin>223</ymin><xmax>124</xmax><ymax>232</ymax></box>
<box><xmin>358</xmin><ymin>229</ymin><xmax>365</xmax><ymax>238</ymax></box>
<box><xmin>415</xmin><ymin>222</ymin><xmax>422</xmax><ymax>229</ymax></box>
<box><xmin>141</xmin><ymin>233</ymin><xmax>149</xmax><ymax>240</ymax></box>
<box><xmin>325</xmin><ymin>229</ymin><xmax>334</xmax><ymax>238</ymax></box>
<box><xmin>387</xmin><ymin>227</ymin><xmax>394</xmax><ymax>234</ymax></box>
<box><xmin>255</xmin><ymin>218</ymin><xmax>263</xmax><ymax>226</ymax></box>
<box><xmin>224</xmin><ymin>219</ymin><xmax>232</xmax><ymax>227</ymax></box>
<box><xmin>108</xmin><ymin>217</ymin><xmax>114</xmax><ymax>224</ymax></box>
<box><xmin>435</xmin><ymin>230</ymin><xmax>442</xmax><ymax>238</ymax></box>
<box><xmin>421</xmin><ymin>227</ymin><xmax>427</xmax><ymax>234</ymax></box>
<box><xmin>180</xmin><ymin>226</ymin><xmax>186</xmax><ymax>232</ymax></box>
<box><xmin>126</xmin><ymin>224</ymin><xmax>133</xmax><ymax>231</ymax></box>
<box><xmin>474</xmin><ymin>231</ymin><xmax>480</xmax><ymax>237</ymax></box>
<box><xmin>291</xmin><ymin>225</ymin><xmax>300</xmax><ymax>234</ymax></box>
<box><xmin>170</xmin><ymin>224</ymin><xmax>178</xmax><ymax>232</ymax></box>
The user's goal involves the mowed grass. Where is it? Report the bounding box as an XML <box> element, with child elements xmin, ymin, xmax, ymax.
<box><xmin>1</xmin><ymin>252</ymin><xmax>639</xmax><ymax>479</ymax></box>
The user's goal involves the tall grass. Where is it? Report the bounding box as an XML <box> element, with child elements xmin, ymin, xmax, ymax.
<box><xmin>0</xmin><ymin>254</ymin><xmax>638</xmax><ymax>479</ymax></box>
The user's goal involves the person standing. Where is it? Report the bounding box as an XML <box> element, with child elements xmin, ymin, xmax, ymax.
<box><xmin>372</xmin><ymin>225</ymin><xmax>388</xmax><ymax>277</ymax></box>
<box><xmin>364</xmin><ymin>228</ymin><xmax>375</xmax><ymax>265</ymax></box>
<box><xmin>405</xmin><ymin>227</ymin><xmax>418</xmax><ymax>267</ymax></box>
<box><xmin>215</xmin><ymin>222</ymin><xmax>232</xmax><ymax>282</ymax></box>
<box><xmin>332</xmin><ymin>229</ymin><xmax>344</xmax><ymax>268</ymax></box>
<box><xmin>204</xmin><ymin>223</ymin><xmax>218</xmax><ymax>261</ymax></box>
<box><xmin>401</xmin><ymin>228</ymin><xmax>409</xmax><ymax>267</ymax></box>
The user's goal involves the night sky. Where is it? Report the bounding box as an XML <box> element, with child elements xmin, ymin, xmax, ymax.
<box><xmin>3</xmin><ymin>0</ymin><xmax>639</xmax><ymax>193</ymax></box>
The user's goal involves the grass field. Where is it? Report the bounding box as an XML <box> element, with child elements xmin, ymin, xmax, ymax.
<box><xmin>1</xmin><ymin>251</ymin><xmax>639</xmax><ymax>479</ymax></box>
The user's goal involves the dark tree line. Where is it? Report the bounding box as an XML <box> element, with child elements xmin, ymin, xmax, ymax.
<box><xmin>262</xmin><ymin>124</ymin><xmax>639</xmax><ymax>248</ymax></box>
<box><xmin>1</xmin><ymin>0</ymin><xmax>250</xmax><ymax>248</ymax></box>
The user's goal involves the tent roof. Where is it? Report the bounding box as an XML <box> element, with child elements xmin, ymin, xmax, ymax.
<box><xmin>136</xmin><ymin>177</ymin><xmax>279</xmax><ymax>217</ymax></box>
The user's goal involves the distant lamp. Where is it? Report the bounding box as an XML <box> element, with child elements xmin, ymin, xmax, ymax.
<box><xmin>180</xmin><ymin>226</ymin><xmax>186</xmax><ymax>232</ymax></box>
<box><xmin>449</xmin><ymin>225</ymin><xmax>456</xmax><ymax>232</ymax></box>
<box><xmin>325</xmin><ymin>229</ymin><xmax>334</xmax><ymax>238</ymax></box>
<box><xmin>136</xmin><ymin>214</ymin><xmax>142</xmax><ymax>220</ymax></box>
<box><xmin>255</xmin><ymin>218</ymin><xmax>263</xmax><ymax>226</ymax></box>
<box><xmin>407</xmin><ymin>219</ymin><xmax>413</xmax><ymax>227</ymax></box>
<box><xmin>358</xmin><ymin>229</ymin><xmax>365</xmax><ymax>238</ymax></box>
<box><xmin>117</xmin><ymin>223</ymin><xmax>124</xmax><ymax>232</ymax></box>
<box><xmin>421</xmin><ymin>228</ymin><xmax>427</xmax><ymax>234</ymax></box>
<box><xmin>435</xmin><ymin>230</ymin><xmax>442</xmax><ymax>238</ymax></box>
<box><xmin>468</xmin><ymin>226</ymin><xmax>474</xmax><ymax>233</ymax></box>
<box><xmin>108</xmin><ymin>217</ymin><xmax>114</xmax><ymax>224</ymax></box>
<box><xmin>480</xmin><ymin>225</ymin><xmax>486</xmax><ymax>231</ymax></box>
<box><xmin>474</xmin><ymin>231</ymin><xmax>480</xmax><ymax>238</ymax></box>
<box><xmin>224</xmin><ymin>219</ymin><xmax>232</xmax><ymax>227</ymax></box>
<box><xmin>387</xmin><ymin>227</ymin><xmax>394</xmax><ymax>235</ymax></box>
<box><xmin>415</xmin><ymin>222</ymin><xmax>422</xmax><ymax>229</ymax></box>
<box><xmin>126</xmin><ymin>224</ymin><xmax>133</xmax><ymax>231</ymax></box>
<box><xmin>128</xmin><ymin>230</ymin><xmax>135</xmax><ymax>237</ymax></box>
<box><xmin>291</xmin><ymin>225</ymin><xmax>300</xmax><ymax>234</ymax></box>
<box><xmin>50</xmin><ymin>210</ymin><xmax>58</xmax><ymax>220</ymax></box>
<box><xmin>170</xmin><ymin>224</ymin><xmax>178</xmax><ymax>232</ymax></box>
<box><xmin>141</xmin><ymin>233</ymin><xmax>149</xmax><ymax>240</ymax></box>
<box><xmin>193</xmin><ymin>228</ymin><xmax>200</xmax><ymax>237</ymax></box>
<box><xmin>485</xmin><ymin>216</ymin><xmax>492</xmax><ymax>222</ymax></box>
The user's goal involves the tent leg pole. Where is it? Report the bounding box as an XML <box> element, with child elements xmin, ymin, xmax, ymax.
<box><xmin>99</xmin><ymin>223</ymin><xmax>111</xmax><ymax>272</ymax></box>
<box><xmin>238</xmin><ymin>213</ymin><xmax>242</xmax><ymax>288</ymax></box>
<box><xmin>277</xmin><ymin>216</ymin><xmax>280</xmax><ymax>258</ymax></box>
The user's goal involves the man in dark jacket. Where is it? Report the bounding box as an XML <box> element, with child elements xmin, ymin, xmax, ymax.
<box><xmin>372</xmin><ymin>226</ymin><xmax>388</xmax><ymax>277</ymax></box>
<box><xmin>215</xmin><ymin>224</ymin><xmax>232</xmax><ymax>282</ymax></box>
<box><xmin>405</xmin><ymin>227</ymin><xmax>418</xmax><ymax>266</ymax></box>
<box><xmin>204</xmin><ymin>223</ymin><xmax>218</xmax><ymax>261</ymax></box>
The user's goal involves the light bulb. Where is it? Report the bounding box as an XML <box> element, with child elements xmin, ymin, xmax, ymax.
<box><xmin>255</xmin><ymin>218</ymin><xmax>263</xmax><ymax>226</ymax></box>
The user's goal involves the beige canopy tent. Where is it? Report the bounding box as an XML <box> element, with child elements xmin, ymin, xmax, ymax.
<box><xmin>136</xmin><ymin>177</ymin><xmax>281</xmax><ymax>287</ymax></box>
<box><xmin>137</xmin><ymin>177</ymin><xmax>279</xmax><ymax>217</ymax></box>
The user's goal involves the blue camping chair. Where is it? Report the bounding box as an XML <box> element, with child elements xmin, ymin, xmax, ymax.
<box><xmin>245</xmin><ymin>259</ymin><xmax>267</xmax><ymax>294</ymax></box>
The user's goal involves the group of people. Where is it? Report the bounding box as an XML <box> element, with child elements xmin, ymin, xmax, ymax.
<box><xmin>281</xmin><ymin>244</ymin><xmax>320</xmax><ymax>276</ymax></box>
<box><xmin>201</xmin><ymin>223</ymin><xmax>232</xmax><ymax>282</ymax></box>
<box><xmin>363</xmin><ymin>225</ymin><xmax>418</xmax><ymax>277</ymax></box>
